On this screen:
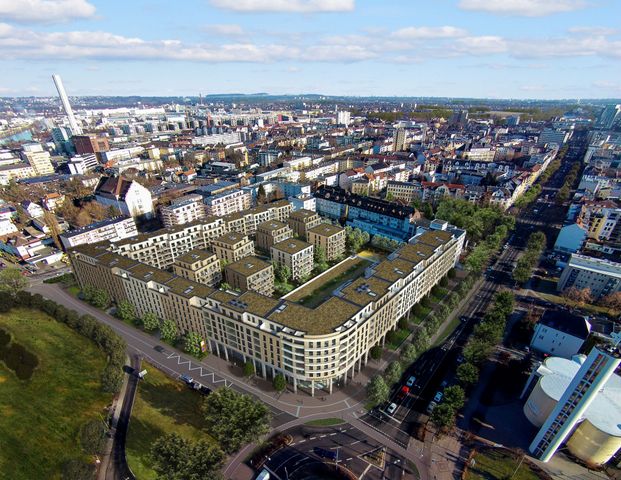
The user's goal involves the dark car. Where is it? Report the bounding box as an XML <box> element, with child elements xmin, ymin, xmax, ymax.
<box><xmin>314</xmin><ymin>447</ymin><xmax>337</xmax><ymax>460</ymax></box>
<box><xmin>199</xmin><ymin>385</ymin><xmax>212</xmax><ymax>396</ymax></box>
<box><xmin>154</xmin><ymin>345</ymin><xmax>165</xmax><ymax>353</ymax></box>
<box><xmin>179</xmin><ymin>374</ymin><xmax>193</xmax><ymax>384</ymax></box>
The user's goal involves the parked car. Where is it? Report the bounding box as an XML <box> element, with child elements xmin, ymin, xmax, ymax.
<box><xmin>314</xmin><ymin>447</ymin><xmax>337</xmax><ymax>460</ymax></box>
<box><xmin>406</xmin><ymin>375</ymin><xmax>416</xmax><ymax>387</ymax></box>
<box><xmin>434</xmin><ymin>391</ymin><xmax>443</xmax><ymax>403</ymax></box>
<box><xmin>199</xmin><ymin>385</ymin><xmax>212</xmax><ymax>396</ymax></box>
<box><xmin>386</xmin><ymin>402</ymin><xmax>398</xmax><ymax>415</ymax></box>
<box><xmin>426</xmin><ymin>401</ymin><xmax>437</xmax><ymax>415</ymax></box>
<box><xmin>396</xmin><ymin>385</ymin><xmax>410</xmax><ymax>400</ymax></box>
<box><xmin>179</xmin><ymin>374</ymin><xmax>193</xmax><ymax>384</ymax></box>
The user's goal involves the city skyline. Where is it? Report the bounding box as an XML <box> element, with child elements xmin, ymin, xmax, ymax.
<box><xmin>1</xmin><ymin>0</ymin><xmax>621</xmax><ymax>99</ymax></box>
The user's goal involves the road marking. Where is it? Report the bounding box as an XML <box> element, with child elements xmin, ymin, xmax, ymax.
<box><xmin>309</xmin><ymin>437</ymin><xmax>316</xmax><ymax>440</ymax></box>
<box><xmin>350</xmin><ymin>440</ymin><xmax>361</xmax><ymax>445</ymax></box>
<box><xmin>295</xmin><ymin>406</ymin><xmax>301</xmax><ymax>417</ymax></box>
<box><xmin>329</xmin><ymin>433</ymin><xmax>337</xmax><ymax>436</ymax></box>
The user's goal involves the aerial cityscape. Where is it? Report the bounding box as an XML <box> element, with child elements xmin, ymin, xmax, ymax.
<box><xmin>1</xmin><ymin>1</ymin><xmax>621</xmax><ymax>480</ymax></box>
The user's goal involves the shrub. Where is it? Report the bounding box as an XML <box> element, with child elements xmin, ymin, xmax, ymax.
<box><xmin>370</xmin><ymin>345</ymin><xmax>383</xmax><ymax>360</ymax></box>
<box><xmin>273</xmin><ymin>373</ymin><xmax>286</xmax><ymax>392</ymax></box>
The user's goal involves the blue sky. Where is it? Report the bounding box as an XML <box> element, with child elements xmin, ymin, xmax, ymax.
<box><xmin>0</xmin><ymin>0</ymin><xmax>620</xmax><ymax>99</ymax></box>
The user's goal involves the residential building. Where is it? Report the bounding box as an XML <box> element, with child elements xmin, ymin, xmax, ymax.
<box><xmin>22</xmin><ymin>148</ymin><xmax>54</xmax><ymax>176</ymax></box>
<box><xmin>553</xmin><ymin>223</ymin><xmax>587</xmax><ymax>254</ymax></box>
<box><xmin>60</xmin><ymin>216</ymin><xmax>137</xmax><ymax>249</ymax></box>
<box><xmin>538</xmin><ymin>129</ymin><xmax>569</xmax><ymax>146</ymax></box>
<box><xmin>68</xmin><ymin>154</ymin><xmax>98</xmax><ymax>175</ymax></box>
<box><xmin>0</xmin><ymin>163</ymin><xmax>34</xmax><ymax>185</ymax></box>
<box><xmin>69</xmin><ymin>224</ymin><xmax>465</xmax><ymax>395</ymax></box>
<box><xmin>386</xmin><ymin>181</ymin><xmax>417</xmax><ymax>204</ymax></box>
<box><xmin>42</xmin><ymin>192</ymin><xmax>65</xmax><ymax>211</ymax></box>
<box><xmin>256</xmin><ymin>220</ymin><xmax>293</xmax><ymax>251</ymax></box>
<box><xmin>0</xmin><ymin>219</ymin><xmax>17</xmax><ymax>237</ymax></box>
<box><xmin>337</xmin><ymin>110</ymin><xmax>351</xmax><ymax>126</ymax></box>
<box><xmin>172</xmin><ymin>249</ymin><xmax>222</xmax><ymax>287</ymax></box>
<box><xmin>393</xmin><ymin>128</ymin><xmax>405</xmax><ymax>152</ymax></box>
<box><xmin>221</xmin><ymin>200</ymin><xmax>293</xmax><ymax>237</ymax></box>
<box><xmin>224</xmin><ymin>256</ymin><xmax>274</xmax><ymax>296</ymax></box>
<box><xmin>204</xmin><ymin>189</ymin><xmax>252</xmax><ymax>217</ymax></box>
<box><xmin>288</xmin><ymin>209</ymin><xmax>322</xmax><ymax>239</ymax></box>
<box><xmin>95</xmin><ymin>176</ymin><xmax>154</xmax><ymax>219</ymax></box>
<box><xmin>530</xmin><ymin>310</ymin><xmax>591</xmax><ymax>358</ymax></box>
<box><xmin>72</xmin><ymin>134</ymin><xmax>110</xmax><ymax>155</ymax></box>
<box><xmin>307</xmin><ymin>223</ymin><xmax>346</xmax><ymax>261</ymax></box>
<box><xmin>212</xmin><ymin>232</ymin><xmax>254</xmax><ymax>264</ymax></box>
<box><xmin>557</xmin><ymin>253</ymin><xmax>621</xmax><ymax>299</ymax></box>
<box><xmin>271</xmin><ymin>239</ymin><xmax>314</xmax><ymax>281</ymax></box>
<box><xmin>160</xmin><ymin>194</ymin><xmax>206</xmax><ymax>228</ymax></box>
<box><xmin>21</xmin><ymin>201</ymin><xmax>44</xmax><ymax>218</ymax></box>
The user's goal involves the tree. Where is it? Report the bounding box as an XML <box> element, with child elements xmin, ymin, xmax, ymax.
<box><xmin>79</xmin><ymin>419</ymin><xmax>107</xmax><ymax>455</ymax></box>
<box><xmin>443</xmin><ymin>385</ymin><xmax>465</xmax><ymax>409</ymax></box>
<box><xmin>430</xmin><ymin>403</ymin><xmax>455</xmax><ymax>429</ymax></box>
<box><xmin>367</xmin><ymin>375</ymin><xmax>390</xmax><ymax>407</ymax></box>
<box><xmin>142</xmin><ymin>312</ymin><xmax>160</xmax><ymax>331</ymax></box>
<box><xmin>256</xmin><ymin>185</ymin><xmax>267</xmax><ymax>204</ymax></box>
<box><xmin>243</xmin><ymin>360</ymin><xmax>255</xmax><ymax>377</ymax></box>
<box><xmin>370</xmin><ymin>345</ymin><xmax>383</xmax><ymax>360</ymax></box>
<box><xmin>274</xmin><ymin>264</ymin><xmax>292</xmax><ymax>284</ymax></box>
<box><xmin>202</xmin><ymin>387</ymin><xmax>270</xmax><ymax>453</ymax></box>
<box><xmin>401</xmin><ymin>343</ymin><xmax>418</xmax><ymax>365</ymax></box>
<box><xmin>82</xmin><ymin>286</ymin><xmax>110</xmax><ymax>309</ymax></box>
<box><xmin>562</xmin><ymin>286</ymin><xmax>593</xmax><ymax>307</ymax></box>
<box><xmin>412</xmin><ymin>329</ymin><xmax>429</xmax><ymax>353</ymax></box>
<box><xmin>345</xmin><ymin>226</ymin><xmax>370</xmax><ymax>254</ymax></box>
<box><xmin>184</xmin><ymin>332</ymin><xmax>203</xmax><ymax>357</ymax></box>
<box><xmin>150</xmin><ymin>433</ymin><xmax>224</xmax><ymax>480</ymax></box>
<box><xmin>0</xmin><ymin>267</ymin><xmax>27</xmax><ymax>294</ymax></box>
<box><xmin>456</xmin><ymin>362</ymin><xmax>479</xmax><ymax>386</ymax></box>
<box><xmin>273</xmin><ymin>373</ymin><xmax>286</xmax><ymax>392</ymax></box>
<box><xmin>494</xmin><ymin>291</ymin><xmax>515</xmax><ymax>317</ymax></box>
<box><xmin>385</xmin><ymin>361</ymin><xmax>403</xmax><ymax>386</ymax></box>
<box><xmin>160</xmin><ymin>319</ymin><xmax>178</xmax><ymax>342</ymax></box>
<box><xmin>463</xmin><ymin>338</ymin><xmax>493</xmax><ymax>365</ymax></box>
<box><xmin>599</xmin><ymin>292</ymin><xmax>621</xmax><ymax>312</ymax></box>
<box><xmin>116</xmin><ymin>300</ymin><xmax>135</xmax><ymax>324</ymax></box>
<box><xmin>220</xmin><ymin>282</ymin><xmax>232</xmax><ymax>291</ymax></box>
<box><xmin>314</xmin><ymin>246</ymin><xmax>329</xmax><ymax>272</ymax></box>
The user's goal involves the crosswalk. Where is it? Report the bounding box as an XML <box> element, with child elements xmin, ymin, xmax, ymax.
<box><xmin>166</xmin><ymin>351</ymin><xmax>232</xmax><ymax>387</ymax></box>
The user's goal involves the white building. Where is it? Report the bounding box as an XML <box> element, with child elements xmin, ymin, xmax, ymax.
<box><xmin>21</xmin><ymin>146</ymin><xmax>54</xmax><ymax>176</ymax></box>
<box><xmin>558</xmin><ymin>253</ymin><xmax>621</xmax><ymax>299</ymax></box>
<box><xmin>0</xmin><ymin>219</ymin><xmax>17</xmax><ymax>237</ymax></box>
<box><xmin>204</xmin><ymin>189</ymin><xmax>252</xmax><ymax>217</ymax></box>
<box><xmin>160</xmin><ymin>194</ymin><xmax>206</xmax><ymax>228</ymax></box>
<box><xmin>68</xmin><ymin>154</ymin><xmax>99</xmax><ymax>175</ymax></box>
<box><xmin>530</xmin><ymin>310</ymin><xmax>591</xmax><ymax>359</ymax></box>
<box><xmin>60</xmin><ymin>216</ymin><xmax>137</xmax><ymax>249</ymax></box>
<box><xmin>94</xmin><ymin>176</ymin><xmax>154</xmax><ymax>219</ymax></box>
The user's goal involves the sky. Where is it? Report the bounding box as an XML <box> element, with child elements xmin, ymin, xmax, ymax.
<box><xmin>1</xmin><ymin>0</ymin><xmax>621</xmax><ymax>99</ymax></box>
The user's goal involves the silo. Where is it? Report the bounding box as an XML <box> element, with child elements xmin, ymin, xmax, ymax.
<box><xmin>523</xmin><ymin>378</ymin><xmax>557</xmax><ymax>427</ymax></box>
<box><xmin>567</xmin><ymin>420</ymin><xmax>621</xmax><ymax>465</ymax></box>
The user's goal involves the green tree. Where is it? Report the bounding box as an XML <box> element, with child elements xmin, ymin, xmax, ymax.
<box><xmin>116</xmin><ymin>300</ymin><xmax>135</xmax><ymax>324</ymax></box>
<box><xmin>463</xmin><ymin>338</ymin><xmax>493</xmax><ymax>365</ymax></box>
<box><xmin>0</xmin><ymin>267</ymin><xmax>27</xmax><ymax>294</ymax></box>
<box><xmin>243</xmin><ymin>360</ymin><xmax>255</xmax><ymax>377</ymax></box>
<box><xmin>142</xmin><ymin>312</ymin><xmax>160</xmax><ymax>331</ymax></box>
<box><xmin>150</xmin><ymin>433</ymin><xmax>224</xmax><ymax>480</ymax></box>
<box><xmin>160</xmin><ymin>319</ymin><xmax>178</xmax><ymax>343</ymax></box>
<box><xmin>443</xmin><ymin>385</ymin><xmax>465</xmax><ymax>409</ymax></box>
<box><xmin>370</xmin><ymin>345</ymin><xmax>383</xmax><ymax>360</ymax></box>
<box><xmin>456</xmin><ymin>362</ymin><xmax>479</xmax><ymax>386</ymax></box>
<box><xmin>273</xmin><ymin>373</ymin><xmax>286</xmax><ymax>392</ymax></box>
<box><xmin>401</xmin><ymin>343</ymin><xmax>418</xmax><ymax>365</ymax></box>
<box><xmin>385</xmin><ymin>361</ymin><xmax>403</xmax><ymax>386</ymax></box>
<box><xmin>184</xmin><ymin>332</ymin><xmax>203</xmax><ymax>357</ymax></box>
<box><xmin>274</xmin><ymin>264</ymin><xmax>292</xmax><ymax>284</ymax></box>
<box><xmin>494</xmin><ymin>291</ymin><xmax>515</xmax><ymax>317</ymax></box>
<box><xmin>430</xmin><ymin>403</ymin><xmax>456</xmax><ymax>429</ymax></box>
<box><xmin>202</xmin><ymin>387</ymin><xmax>271</xmax><ymax>453</ymax></box>
<box><xmin>314</xmin><ymin>245</ymin><xmax>329</xmax><ymax>272</ymax></box>
<box><xmin>79</xmin><ymin>419</ymin><xmax>108</xmax><ymax>455</ymax></box>
<box><xmin>83</xmin><ymin>286</ymin><xmax>110</xmax><ymax>309</ymax></box>
<box><xmin>367</xmin><ymin>375</ymin><xmax>390</xmax><ymax>407</ymax></box>
<box><xmin>412</xmin><ymin>329</ymin><xmax>429</xmax><ymax>353</ymax></box>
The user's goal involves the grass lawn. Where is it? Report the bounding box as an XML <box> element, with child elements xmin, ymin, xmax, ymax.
<box><xmin>287</xmin><ymin>257</ymin><xmax>371</xmax><ymax>307</ymax></box>
<box><xmin>0</xmin><ymin>308</ymin><xmax>111</xmax><ymax>480</ymax></box>
<box><xmin>465</xmin><ymin>449</ymin><xmax>544</xmax><ymax>480</ymax></box>
<box><xmin>305</xmin><ymin>418</ymin><xmax>345</xmax><ymax>426</ymax></box>
<box><xmin>126</xmin><ymin>362</ymin><xmax>215</xmax><ymax>480</ymax></box>
<box><xmin>432</xmin><ymin>315</ymin><xmax>461</xmax><ymax>347</ymax></box>
<box><xmin>387</xmin><ymin>329</ymin><xmax>410</xmax><ymax>350</ymax></box>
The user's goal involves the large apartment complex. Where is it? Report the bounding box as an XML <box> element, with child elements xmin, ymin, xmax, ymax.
<box><xmin>69</xmin><ymin>218</ymin><xmax>465</xmax><ymax>395</ymax></box>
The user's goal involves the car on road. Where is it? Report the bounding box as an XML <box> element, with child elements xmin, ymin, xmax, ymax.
<box><xmin>406</xmin><ymin>375</ymin><xmax>416</xmax><ymax>387</ymax></box>
<box><xmin>396</xmin><ymin>385</ymin><xmax>410</xmax><ymax>400</ymax></box>
<box><xmin>154</xmin><ymin>345</ymin><xmax>165</xmax><ymax>353</ymax></box>
<box><xmin>457</xmin><ymin>355</ymin><xmax>465</xmax><ymax>364</ymax></box>
<box><xmin>314</xmin><ymin>447</ymin><xmax>337</xmax><ymax>460</ymax></box>
<box><xmin>434</xmin><ymin>391</ymin><xmax>443</xmax><ymax>402</ymax></box>
<box><xmin>179</xmin><ymin>374</ymin><xmax>194</xmax><ymax>384</ymax></box>
<box><xmin>426</xmin><ymin>401</ymin><xmax>437</xmax><ymax>415</ymax></box>
<box><xmin>199</xmin><ymin>385</ymin><xmax>212</xmax><ymax>396</ymax></box>
<box><xmin>460</xmin><ymin>315</ymin><xmax>468</xmax><ymax>322</ymax></box>
<box><xmin>440</xmin><ymin>380</ymin><xmax>448</xmax><ymax>388</ymax></box>
<box><xmin>386</xmin><ymin>402</ymin><xmax>398</xmax><ymax>415</ymax></box>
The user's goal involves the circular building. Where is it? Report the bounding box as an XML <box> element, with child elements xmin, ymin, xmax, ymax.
<box><xmin>523</xmin><ymin>354</ymin><xmax>621</xmax><ymax>465</ymax></box>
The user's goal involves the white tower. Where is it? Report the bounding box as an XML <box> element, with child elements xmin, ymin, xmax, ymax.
<box><xmin>529</xmin><ymin>340</ymin><xmax>621</xmax><ymax>462</ymax></box>
<box><xmin>52</xmin><ymin>74</ymin><xmax>82</xmax><ymax>135</ymax></box>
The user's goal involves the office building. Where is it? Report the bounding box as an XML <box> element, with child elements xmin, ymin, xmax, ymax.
<box><xmin>256</xmin><ymin>220</ymin><xmax>293</xmax><ymax>251</ymax></box>
<box><xmin>172</xmin><ymin>249</ymin><xmax>222</xmax><ymax>287</ymax></box>
<box><xmin>160</xmin><ymin>194</ymin><xmax>206</xmax><ymax>228</ymax></box>
<box><xmin>73</xmin><ymin>134</ymin><xmax>110</xmax><ymax>155</ymax></box>
<box><xmin>307</xmin><ymin>223</ymin><xmax>346</xmax><ymax>261</ymax></box>
<box><xmin>224</xmin><ymin>256</ymin><xmax>274</xmax><ymax>296</ymax></box>
<box><xmin>288</xmin><ymin>209</ymin><xmax>322</xmax><ymax>239</ymax></box>
<box><xmin>212</xmin><ymin>232</ymin><xmax>255</xmax><ymax>264</ymax></box>
<box><xmin>530</xmin><ymin>310</ymin><xmax>591</xmax><ymax>359</ymax></box>
<box><xmin>69</xmin><ymin>225</ymin><xmax>464</xmax><ymax>394</ymax></box>
<box><xmin>52</xmin><ymin>74</ymin><xmax>82</xmax><ymax>135</ymax></box>
<box><xmin>95</xmin><ymin>176</ymin><xmax>154</xmax><ymax>219</ymax></box>
<box><xmin>59</xmin><ymin>216</ymin><xmax>137</xmax><ymax>249</ymax></box>
<box><xmin>522</xmin><ymin>343</ymin><xmax>621</xmax><ymax>464</ymax></box>
<box><xmin>271</xmin><ymin>239</ymin><xmax>314</xmax><ymax>281</ymax></box>
<box><xmin>557</xmin><ymin>253</ymin><xmax>621</xmax><ymax>299</ymax></box>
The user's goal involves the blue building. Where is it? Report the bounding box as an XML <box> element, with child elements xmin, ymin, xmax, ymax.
<box><xmin>314</xmin><ymin>186</ymin><xmax>417</xmax><ymax>241</ymax></box>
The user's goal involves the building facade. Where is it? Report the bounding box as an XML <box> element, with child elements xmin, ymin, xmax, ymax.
<box><xmin>256</xmin><ymin>220</ymin><xmax>293</xmax><ymax>251</ymax></box>
<box><xmin>224</xmin><ymin>256</ymin><xmax>274</xmax><ymax>296</ymax></box>
<box><xmin>204</xmin><ymin>189</ymin><xmax>252</xmax><ymax>217</ymax></box>
<box><xmin>212</xmin><ymin>232</ymin><xmax>255</xmax><ymax>264</ymax></box>
<box><xmin>307</xmin><ymin>224</ymin><xmax>346</xmax><ymax>261</ymax></box>
<box><xmin>288</xmin><ymin>209</ymin><xmax>322</xmax><ymax>239</ymax></box>
<box><xmin>95</xmin><ymin>176</ymin><xmax>154</xmax><ymax>219</ymax></box>
<box><xmin>172</xmin><ymin>249</ymin><xmax>222</xmax><ymax>287</ymax></box>
<box><xmin>271</xmin><ymin>239</ymin><xmax>314</xmax><ymax>281</ymax></box>
<box><xmin>557</xmin><ymin>253</ymin><xmax>621</xmax><ymax>299</ymax></box>
<box><xmin>60</xmin><ymin>216</ymin><xmax>137</xmax><ymax>249</ymax></box>
<box><xmin>160</xmin><ymin>194</ymin><xmax>206</xmax><ymax>228</ymax></box>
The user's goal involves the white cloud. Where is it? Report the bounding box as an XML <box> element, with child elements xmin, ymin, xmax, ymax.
<box><xmin>455</xmin><ymin>35</ymin><xmax>508</xmax><ymax>54</ymax></box>
<box><xmin>458</xmin><ymin>0</ymin><xmax>587</xmax><ymax>17</ymax></box>
<box><xmin>209</xmin><ymin>0</ymin><xmax>354</xmax><ymax>13</ymax></box>
<box><xmin>568</xmin><ymin>26</ymin><xmax>618</xmax><ymax>36</ymax></box>
<box><xmin>0</xmin><ymin>0</ymin><xmax>95</xmax><ymax>23</ymax></box>
<box><xmin>205</xmin><ymin>24</ymin><xmax>246</xmax><ymax>36</ymax></box>
<box><xmin>391</xmin><ymin>26</ymin><xmax>467</xmax><ymax>39</ymax></box>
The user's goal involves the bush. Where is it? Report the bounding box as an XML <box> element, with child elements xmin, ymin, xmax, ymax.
<box><xmin>62</xmin><ymin>459</ymin><xmax>96</xmax><ymax>480</ymax></box>
<box><xmin>243</xmin><ymin>360</ymin><xmax>255</xmax><ymax>377</ymax></box>
<box><xmin>398</xmin><ymin>317</ymin><xmax>410</xmax><ymax>330</ymax></box>
<box><xmin>370</xmin><ymin>345</ymin><xmax>383</xmax><ymax>360</ymax></box>
<box><xmin>273</xmin><ymin>373</ymin><xmax>286</xmax><ymax>392</ymax></box>
<box><xmin>79</xmin><ymin>419</ymin><xmax>107</xmax><ymax>455</ymax></box>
